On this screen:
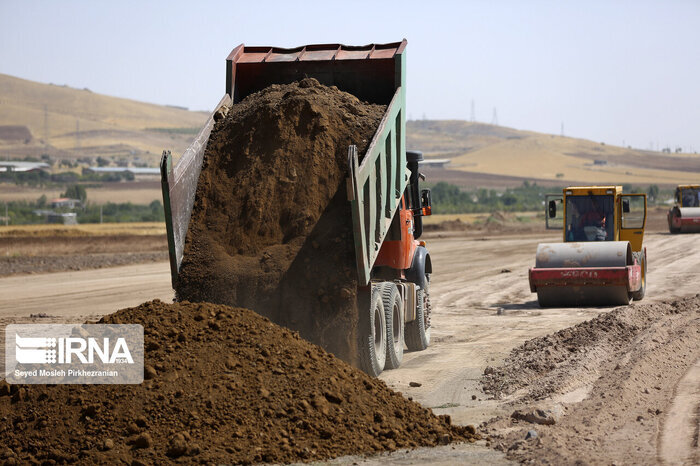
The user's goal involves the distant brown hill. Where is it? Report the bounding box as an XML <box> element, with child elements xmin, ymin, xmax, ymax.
<box><xmin>408</xmin><ymin>120</ymin><xmax>700</xmax><ymax>188</ymax></box>
<box><xmin>1</xmin><ymin>73</ymin><xmax>697</xmax><ymax>188</ymax></box>
<box><xmin>0</xmin><ymin>73</ymin><xmax>207</xmax><ymax>165</ymax></box>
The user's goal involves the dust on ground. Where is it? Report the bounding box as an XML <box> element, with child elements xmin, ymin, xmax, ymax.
<box><xmin>0</xmin><ymin>300</ymin><xmax>479</xmax><ymax>465</ymax></box>
<box><xmin>176</xmin><ymin>78</ymin><xmax>385</xmax><ymax>363</ymax></box>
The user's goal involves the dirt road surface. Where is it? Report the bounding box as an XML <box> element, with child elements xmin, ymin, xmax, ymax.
<box><xmin>2</xmin><ymin>228</ymin><xmax>699</xmax><ymax>464</ymax></box>
<box><xmin>378</xmin><ymin>229</ymin><xmax>700</xmax><ymax>464</ymax></box>
<box><xmin>382</xmin><ymin>229</ymin><xmax>699</xmax><ymax>416</ymax></box>
<box><xmin>0</xmin><ymin>262</ymin><xmax>172</xmax><ymax>325</ymax></box>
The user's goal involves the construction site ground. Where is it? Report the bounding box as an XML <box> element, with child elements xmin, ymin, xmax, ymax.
<box><xmin>1</xmin><ymin>217</ymin><xmax>699</xmax><ymax>464</ymax></box>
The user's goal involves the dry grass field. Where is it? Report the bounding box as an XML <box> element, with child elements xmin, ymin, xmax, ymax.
<box><xmin>0</xmin><ymin>180</ymin><xmax>163</xmax><ymax>205</ymax></box>
<box><xmin>0</xmin><ymin>222</ymin><xmax>165</xmax><ymax>237</ymax></box>
<box><xmin>0</xmin><ymin>73</ymin><xmax>208</xmax><ymax>164</ymax></box>
<box><xmin>2</xmin><ymin>74</ymin><xmax>699</xmax><ymax>209</ymax></box>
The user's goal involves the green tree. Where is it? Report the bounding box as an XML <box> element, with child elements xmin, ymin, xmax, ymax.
<box><xmin>502</xmin><ymin>193</ymin><xmax>518</xmax><ymax>206</ymax></box>
<box><xmin>647</xmin><ymin>185</ymin><xmax>659</xmax><ymax>204</ymax></box>
<box><xmin>149</xmin><ymin>199</ymin><xmax>162</xmax><ymax>214</ymax></box>
<box><xmin>62</xmin><ymin>184</ymin><xmax>87</xmax><ymax>203</ymax></box>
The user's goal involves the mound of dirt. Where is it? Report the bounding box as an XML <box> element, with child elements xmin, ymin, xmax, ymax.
<box><xmin>423</xmin><ymin>212</ymin><xmax>543</xmax><ymax>236</ymax></box>
<box><xmin>424</xmin><ymin>219</ymin><xmax>472</xmax><ymax>232</ymax></box>
<box><xmin>481</xmin><ymin>296</ymin><xmax>700</xmax><ymax>464</ymax></box>
<box><xmin>176</xmin><ymin>78</ymin><xmax>386</xmax><ymax>363</ymax></box>
<box><xmin>481</xmin><ymin>299</ymin><xmax>669</xmax><ymax>401</ymax></box>
<box><xmin>0</xmin><ymin>300</ymin><xmax>479</xmax><ymax>464</ymax></box>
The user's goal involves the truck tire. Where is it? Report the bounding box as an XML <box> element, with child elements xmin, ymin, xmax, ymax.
<box><xmin>381</xmin><ymin>282</ymin><xmax>404</xmax><ymax>369</ymax></box>
<box><xmin>358</xmin><ymin>285</ymin><xmax>387</xmax><ymax>377</ymax></box>
<box><xmin>405</xmin><ymin>286</ymin><xmax>431</xmax><ymax>351</ymax></box>
<box><xmin>632</xmin><ymin>251</ymin><xmax>647</xmax><ymax>301</ymax></box>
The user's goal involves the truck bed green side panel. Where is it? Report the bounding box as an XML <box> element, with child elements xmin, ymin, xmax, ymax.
<box><xmin>347</xmin><ymin>85</ymin><xmax>409</xmax><ymax>286</ymax></box>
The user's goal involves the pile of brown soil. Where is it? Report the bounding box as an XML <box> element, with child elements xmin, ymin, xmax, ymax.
<box><xmin>0</xmin><ymin>300</ymin><xmax>479</xmax><ymax>464</ymax></box>
<box><xmin>176</xmin><ymin>78</ymin><xmax>386</xmax><ymax>363</ymax></box>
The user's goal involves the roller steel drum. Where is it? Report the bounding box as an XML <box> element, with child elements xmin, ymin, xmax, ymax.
<box><xmin>670</xmin><ymin>207</ymin><xmax>700</xmax><ymax>233</ymax></box>
<box><xmin>533</xmin><ymin>241</ymin><xmax>633</xmax><ymax>307</ymax></box>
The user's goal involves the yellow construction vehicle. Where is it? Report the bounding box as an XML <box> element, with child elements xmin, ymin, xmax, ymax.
<box><xmin>668</xmin><ymin>184</ymin><xmax>700</xmax><ymax>233</ymax></box>
<box><xmin>529</xmin><ymin>186</ymin><xmax>647</xmax><ymax>307</ymax></box>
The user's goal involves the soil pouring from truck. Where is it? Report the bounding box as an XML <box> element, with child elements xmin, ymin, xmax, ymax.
<box><xmin>529</xmin><ymin>186</ymin><xmax>647</xmax><ymax>307</ymax></box>
<box><xmin>668</xmin><ymin>184</ymin><xmax>700</xmax><ymax>233</ymax></box>
<box><xmin>160</xmin><ymin>40</ymin><xmax>433</xmax><ymax>377</ymax></box>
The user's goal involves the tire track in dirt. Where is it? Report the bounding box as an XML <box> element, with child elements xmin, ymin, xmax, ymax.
<box><xmin>0</xmin><ymin>262</ymin><xmax>173</xmax><ymax>319</ymax></box>
<box><xmin>644</xmin><ymin>232</ymin><xmax>700</xmax><ymax>301</ymax></box>
<box><xmin>658</xmin><ymin>357</ymin><xmax>700</xmax><ymax>465</ymax></box>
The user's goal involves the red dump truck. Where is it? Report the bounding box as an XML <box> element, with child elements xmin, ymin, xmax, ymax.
<box><xmin>160</xmin><ymin>40</ymin><xmax>433</xmax><ymax>376</ymax></box>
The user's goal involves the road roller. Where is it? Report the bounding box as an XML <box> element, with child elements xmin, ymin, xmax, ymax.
<box><xmin>529</xmin><ymin>186</ymin><xmax>647</xmax><ymax>307</ymax></box>
<box><xmin>667</xmin><ymin>184</ymin><xmax>700</xmax><ymax>233</ymax></box>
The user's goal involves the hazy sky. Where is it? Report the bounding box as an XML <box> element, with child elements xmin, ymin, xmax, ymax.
<box><xmin>1</xmin><ymin>0</ymin><xmax>698</xmax><ymax>151</ymax></box>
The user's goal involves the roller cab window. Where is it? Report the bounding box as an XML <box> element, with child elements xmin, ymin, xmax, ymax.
<box><xmin>565</xmin><ymin>195</ymin><xmax>614</xmax><ymax>242</ymax></box>
<box><xmin>680</xmin><ymin>188</ymin><xmax>700</xmax><ymax>207</ymax></box>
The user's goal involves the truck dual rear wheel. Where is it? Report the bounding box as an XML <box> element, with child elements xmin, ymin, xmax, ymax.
<box><xmin>381</xmin><ymin>283</ymin><xmax>404</xmax><ymax>370</ymax></box>
<box><xmin>358</xmin><ymin>285</ymin><xmax>387</xmax><ymax>377</ymax></box>
<box><xmin>405</xmin><ymin>286</ymin><xmax>431</xmax><ymax>351</ymax></box>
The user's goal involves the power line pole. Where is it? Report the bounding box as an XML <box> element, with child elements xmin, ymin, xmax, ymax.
<box><xmin>491</xmin><ymin>107</ymin><xmax>498</xmax><ymax>126</ymax></box>
<box><xmin>470</xmin><ymin>100</ymin><xmax>475</xmax><ymax>122</ymax></box>
<box><xmin>76</xmin><ymin>119</ymin><xmax>80</xmax><ymax>152</ymax></box>
<box><xmin>561</xmin><ymin>121</ymin><xmax>564</xmax><ymax>137</ymax></box>
<box><xmin>44</xmin><ymin>105</ymin><xmax>49</xmax><ymax>145</ymax></box>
